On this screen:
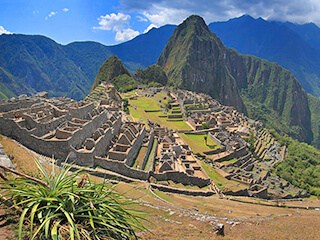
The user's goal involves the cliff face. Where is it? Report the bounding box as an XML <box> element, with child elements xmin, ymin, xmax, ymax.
<box><xmin>158</xmin><ymin>15</ymin><xmax>313</xmax><ymax>143</ymax></box>
<box><xmin>91</xmin><ymin>56</ymin><xmax>130</xmax><ymax>91</ymax></box>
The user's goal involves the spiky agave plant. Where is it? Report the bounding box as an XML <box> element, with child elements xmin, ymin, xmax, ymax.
<box><xmin>1</xmin><ymin>160</ymin><xmax>145</xmax><ymax>240</ymax></box>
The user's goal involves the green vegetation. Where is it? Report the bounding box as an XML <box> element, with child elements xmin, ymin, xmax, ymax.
<box><xmin>202</xmin><ymin>122</ymin><xmax>210</xmax><ymax>129</ymax></box>
<box><xmin>0</xmin><ymin>81</ymin><xmax>16</xmax><ymax>99</ymax></box>
<box><xmin>144</xmin><ymin>139</ymin><xmax>156</xmax><ymax>171</ymax></box>
<box><xmin>133</xmin><ymin>146</ymin><xmax>148</xmax><ymax>169</ymax></box>
<box><xmin>220</xmin><ymin>158</ymin><xmax>238</xmax><ymax>165</ymax></box>
<box><xmin>112</xmin><ymin>74</ymin><xmax>139</xmax><ymax>93</ymax></box>
<box><xmin>122</xmin><ymin>98</ymin><xmax>130</xmax><ymax>114</ymax></box>
<box><xmin>126</xmin><ymin>92</ymin><xmax>191</xmax><ymax>131</ymax></box>
<box><xmin>1</xmin><ymin>161</ymin><xmax>144</xmax><ymax>239</ymax></box>
<box><xmin>134</xmin><ymin>65</ymin><xmax>168</xmax><ymax>86</ymax></box>
<box><xmin>179</xmin><ymin>134</ymin><xmax>220</xmax><ymax>155</ymax></box>
<box><xmin>0</xmin><ymin>35</ymin><xmax>91</xmax><ymax>100</ymax></box>
<box><xmin>200</xmin><ymin>162</ymin><xmax>246</xmax><ymax>190</ymax></box>
<box><xmin>272</xmin><ymin>130</ymin><xmax>320</xmax><ymax>196</ymax></box>
<box><xmin>308</xmin><ymin>94</ymin><xmax>320</xmax><ymax>147</ymax></box>
<box><xmin>158</xmin><ymin>14</ymin><xmax>314</xmax><ymax>144</ymax></box>
<box><xmin>91</xmin><ymin>56</ymin><xmax>132</xmax><ymax>91</ymax></box>
<box><xmin>244</xmin><ymin>130</ymin><xmax>256</xmax><ymax>152</ymax></box>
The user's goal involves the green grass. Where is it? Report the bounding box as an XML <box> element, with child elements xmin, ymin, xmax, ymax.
<box><xmin>127</xmin><ymin>95</ymin><xmax>191</xmax><ymax>131</ymax></box>
<box><xmin>156</xmin><ymin>180</ymin><xmax>210</xmax><ymax>190</ymax></box>
<box><xmin>144</xmin><ymin>139</ymin><xmax>156</xmax><ymax>171</ymax></box>
<box><xmin>200</xmin><ymin>162</ymin><xmax>228</xmax><ymax>187</ymax></box>
<box><xmin>133</xmin><ymin>146</ymin><xmax>148</xmax><ymax>169</ymax></box>
<box><xmin>200</xmin><ymin>162</ymin><xmax>246</xmax><ymax>190</ymax></box>
<box><xmin>179</xmin><ymin>134</ymin><xmax>220</xmax><ymax>155</ymax></box>
<box><xmin>220</xmin><ymin>158</ymin><xmax>238</xmax><ymax>165</ymax></box>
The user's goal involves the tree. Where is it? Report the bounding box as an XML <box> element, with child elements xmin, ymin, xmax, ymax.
<box><xmin>122</xmin><ymin>98</ymin><xmax>130</xmax><ymax>114</ymax></box>
<box><xmin>202</xmin><ymin>122</ymin><xmax>210</xmax><ymax>129</ymax></box>
<box><xmin>204</xmin><ymin>135</ymin><xmax>208</xmax><ymax>145</ymax></box>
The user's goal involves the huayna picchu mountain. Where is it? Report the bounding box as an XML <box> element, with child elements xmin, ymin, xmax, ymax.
<box><xmin>158</xmin><ymin>15</ymin><xmax>313</xmax><ymax>143</ymax></box>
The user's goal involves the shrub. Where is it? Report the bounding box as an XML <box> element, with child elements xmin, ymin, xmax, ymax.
<box><xmin>1</xmin><ymin>161</ymin><xmax>145</xmax><ymax>240</ymax></box>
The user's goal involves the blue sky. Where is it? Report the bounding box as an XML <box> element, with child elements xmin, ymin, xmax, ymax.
<box><xmin>1</xmin><ymin>0</ymin><xmax>320</xmax><ymax>45</ymax></box>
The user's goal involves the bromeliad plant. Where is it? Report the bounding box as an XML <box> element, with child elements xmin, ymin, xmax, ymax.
<box><xmin>0</xmin><ymin>161</ymin><xmax>145</xmax><ymax>240</ymax></box>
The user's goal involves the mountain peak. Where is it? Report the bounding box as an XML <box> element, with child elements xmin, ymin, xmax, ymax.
<box><xmin>179</xmin><ymin>15</ymin><xmax>210</xmax><ymax>36</ymax></box>
<box><xmin>238</xmin><ymin>14</ymin><xmax>255</xmax><ymax>21</ymax></box>
<box><xmin>184</xmin><ymin>15</ymin><xmax>207</xmax><ymax>25</ymax></box>
<box><xmin>91</xmin><ymin>55</ymin><xmax>130</xmax><ymax>91</ymax></box>
<box><xmin>158</xmin><ymin>15</ymin><xmax>246</xmax><ymax>112</ymax></box>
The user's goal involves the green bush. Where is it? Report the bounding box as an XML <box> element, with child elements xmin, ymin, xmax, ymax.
<box><xmin>272</xmin><ymin>130</ymin><xmax>320</xmax><ymax>195</ymax></box>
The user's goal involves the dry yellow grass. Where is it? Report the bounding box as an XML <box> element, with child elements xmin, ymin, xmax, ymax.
<box><xmin>0</xmin><ymin>135</ymin><xmax>38</xmax><ymax>175</ymax></box>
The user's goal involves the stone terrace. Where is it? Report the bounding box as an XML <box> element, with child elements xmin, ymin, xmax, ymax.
<box><xmin>170</xmin><ymin>88</ymin><xmax>307</xmax><ymax>199</ymax></box>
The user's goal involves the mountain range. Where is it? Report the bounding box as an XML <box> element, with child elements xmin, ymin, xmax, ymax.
<box><xmin>0</xmin><ymin>25</ymin><xmax>175</xmax><ymax>100</ymax></box>
<box><xmin>2</xmin><ymin>15</ymin><xmax>320</xmax><ymax>146</ymax></box>
<box><xmin>209</xmin><ymin>15</ymin><xmax>320</xmax><ymax>96</ymax></box>
<box><xmin>158</xmin><ymin>15</ymin><xmax>313</xmax><ymax>144</ymax></box>
<box><xmin>2</xmin><ymin>15</ymin><xmax>320</xmax><ymax>100</ymax></box>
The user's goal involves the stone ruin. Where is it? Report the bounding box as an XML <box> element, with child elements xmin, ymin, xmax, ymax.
<box><xmin>170</xmin><ymin>88</ymin><xmax>308</xmax><ymax>199</ymax></box>
<box><xmin>0</xmin><ymin>88</ymin><xmax>309</xmax><ymax>199</ymax></box>
<box><xmin>0</xmin><ymin>90</ymin><xmax>210</xmax><ymax>190</ymax></box>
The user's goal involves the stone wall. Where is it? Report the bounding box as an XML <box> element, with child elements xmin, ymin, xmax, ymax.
<box><xmin>0</xmin><ymin>109</ymin><xmax>115</xmax><ymax>160</ymax></box>
<box><xmin>31</xmin><ymin>115</ymin><xmax>68</xmax><ymax>137</ymax></box>
<box><xmin>94</xmin><ymin>157</ymin><xmax>149</xmax><ymax>180</ymax></box>
<box><xmin>0</xmin><ymin>118</ymin><xmax>70</xmax><ymax>158</ymax></box>
<box><xmin>151</xmin><ymin>171</ymin><xmax>210</xmax><ymax>188</ymax></box>
<box><xmin>67</xmin><ymin>103</ymin><xmax>95</xmax><ymax>119</ymax></box>
<box><xmin>0</xmin><ymin>99</ymin><xmax>40</xmax><ymax>112</ymax></box>
<box><xmin>150</xmin><ymin>183</ymin><xmax>214</xmax><ymax>196</ymax></box>
<box><xmin>69</xmin><ymin>128</ymin><xmax>114</xmax><ymax>167</ymax></box>
<box><xmin>215</xmin><ymin>146</ymin><xmax>248</xmax><ymax>163</ymax></box>
<box><xmin>68</xmin><ymin>111</ymin><xmax>111</xmax><ymax>149</ymax></box>
<box><xmin>209</xmin><ymin>132</ymin><xmax>222</xmax><ymax>145</ymax></box>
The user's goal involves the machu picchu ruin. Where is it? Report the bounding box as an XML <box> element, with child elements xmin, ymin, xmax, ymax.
<box><xmin>0</xmin><ymin>86</ymin><xmax>309</xmax><ymax>199</ymax></box>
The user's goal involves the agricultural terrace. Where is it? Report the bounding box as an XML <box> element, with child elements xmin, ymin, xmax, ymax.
<box><xmin>179</xmin><ymin>133</ymin><xmax>221</xmax><ymax>155</ymax></box>
<box><xmin>122</xmin><ymin>90</ymin><xmax>192</xmax><ymax>131</ymax></box>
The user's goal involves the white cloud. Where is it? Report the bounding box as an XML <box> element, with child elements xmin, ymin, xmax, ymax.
<box><xmin>45</xmin><ymin>11</ymin><xmax>58</xmax><ymax>20</ymax></box>
<box><xmin>120</xmin><ymin>0</ymin><xmax>320</xmax><ymax>27</ymax></box>
<box><xmin>0</xmin><ymin>26</ymin><xmax>12</xmax><ymax>35</ymax></box>
<box><xmin>143</xmin><ymin>23</ymin><xmax>157</xmax><ymax>33</ymax></box>
<box><xmin>137</xmin><ymin>15</ymin><xmax>148</xmax><ymax>22</ymax></box>
<box><xmin>143</xmin><ymin>5</ymin><xmax>191</xmax><ymax>26</ymax></box>
<box><xmin>94</xmin><ymin>12</ymin><xmax>131</xmax><ymax>31</ymax></box>
<box><xmin>94</xmin><ymin>12</ymin><xmax>140</xmax><ymax>42</ymax></box>
<box><xmin>115</xmin><ymin>28</ymin><xmax>140</xmax><ymax>42</ymax></box>
<box><xmin>48</xmin><ymin>11</ymin><xmax>58</xmax><ymax>18</ymax></box>
<box><xmin>62</xmin><ymin>8</ymin><xmax>70</xmax><ymax>12</ymax></box>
